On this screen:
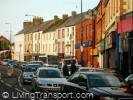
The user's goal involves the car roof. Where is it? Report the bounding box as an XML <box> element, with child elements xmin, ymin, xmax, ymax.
<box><xmin>27</xmin><ymin>63</ymin><xmax>41</xmax><ymax>65</ymax></box>
<box><xmin>31</xmin><ymin>61</ymin><xmax>43</xmax><ymax>62</ymax></box>
<box><xmin>38</xmin><ymin>67</ymin><xmax>59</xmax><ymax>70</ymax></box>
<box><xmin>76</xmin><ymin>71</ymin><xmax>116</xmax><ymax>75</ymax></box>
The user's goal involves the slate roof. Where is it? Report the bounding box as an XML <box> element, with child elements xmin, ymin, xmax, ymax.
<box><xmin>25</xmin><ymin>20</ymin><xmax>53</xmax><ymax>34</ymax></box>
<box><xmin>43</xmin><ymin>17</ymin><xmax>70</xmax><ymax>33</ymax></box>
<box><xmin>15</xmin><ymin>25</ymin><xmax>32</xmax><ymax>35</ymax></box>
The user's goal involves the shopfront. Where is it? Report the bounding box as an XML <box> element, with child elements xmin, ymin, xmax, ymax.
<box><xmin>104</xmin><ymin>31</ymin><xmax>116</xmax><ymax>68</ymax></box>
<box><xmin>117</xmin><ymin>12</ymin><xmax>133</xmax><ymax>77</ymax></box>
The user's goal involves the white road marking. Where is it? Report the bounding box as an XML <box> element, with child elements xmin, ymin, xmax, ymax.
<box><xmin>23</xmin><ymin>88</ymin><xmax>30</xmax><ymax>93</ymax></box>
<box><xmin>19</xmin><ymin>82</ymin><xmax>22</xmax><ymax>87</ymax></box>
<box><xmin>1</xmin><ymin>80</ymin><xmax>4</xmax><ymax>83</ymax></box>
<box><xmin>15</xmin><ymin>88</ymin><xmax>24</xmax><ymax>93</ymax></box>
<box><xmin>5</xmin><ymin>83</ymin><xmax>12</xmax><ymax>87</ymax></box>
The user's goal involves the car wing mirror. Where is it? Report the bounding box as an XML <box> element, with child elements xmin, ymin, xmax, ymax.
<box><xmin>79</xmin><ymin>82</ymin><xmax>88</xmax><ymax>90</ymax></box>
<box><xmin>127</xmin><ymin>80</ymin><xmax>133</xmax><ymax>86</ymax></box>
<box><xmin>32</xmin><ymin>74</ymin><xmax>37</xmax><ymax>78</ymax></box>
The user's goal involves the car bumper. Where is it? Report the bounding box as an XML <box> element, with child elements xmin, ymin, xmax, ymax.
<box><xmin>38</xmin><ymin>86</ymin><xmax>61</xmax><ymax>92</ymax></box>
<box><xmin>23</xmin><ymin>77</ymin><xmax>32</xmax><ymax>82</ymax></box>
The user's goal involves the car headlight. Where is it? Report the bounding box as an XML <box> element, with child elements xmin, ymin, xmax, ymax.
<box><xmin>100</xmin><ymin>97</ymin><xmax>115</xmax><ymax>100</ymax></box>
<box><xmin>39</xmin><ymin>84</ymin><xmax>46</xmax><ymax>87</ymax></box>
<box><xmin>24</xmin><ymin>75</ymin><xmax>29</xmax><ymax>77</ymax></box>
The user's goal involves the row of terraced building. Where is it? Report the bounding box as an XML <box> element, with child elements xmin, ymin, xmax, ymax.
<box><xmin>14</xmin><ymin>0</ymin><xmax>133</xmax><ymax>78</ymax></box>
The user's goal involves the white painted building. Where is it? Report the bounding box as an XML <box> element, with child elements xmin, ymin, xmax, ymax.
<box><xmin>14</xmin><ymin>33</ymin><xmax>24</xmax><ymax>61</ymax></box>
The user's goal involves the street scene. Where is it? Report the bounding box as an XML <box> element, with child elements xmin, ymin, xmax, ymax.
<box><xmin>0</xmin><ymin>0</ymin><xmax>133</xmax><ymax>100</ymax></box>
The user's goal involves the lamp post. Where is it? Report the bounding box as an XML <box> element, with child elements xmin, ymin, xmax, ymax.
<box><xmin>5</xmin><ymin>23</ymin><xmax>11</xmax><ymax>43</ymax></box>
<box><xmin>80</xmin><ymin>0</ymin><xmax>84</xmax><ymax>67</ymax></box>
<box><xmin>5</xmin><ymin>23</ymin><xmax>12</xmax><ymax>60</ymax></box>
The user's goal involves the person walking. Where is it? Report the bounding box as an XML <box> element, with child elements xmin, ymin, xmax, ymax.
<box><xmin>93</xmin><ymin>58</ymin><xmax>100</xmax><ymax>68</ymax></box>
<box><xmin>63</xmin><ymin>61</ymin><xmax>69</xmax><ymax>77</ymax></box>
<box><xmin>70</xmin><ymin>61</ymin><xmax>77</xmax><ymax>75</ymax></box>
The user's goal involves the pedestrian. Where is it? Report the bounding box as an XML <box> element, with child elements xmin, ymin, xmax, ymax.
<box><xmin>63</xmin><ymin>61</ymin><xmax>69</xmax><ymax>77</ymax></box>
<box><xmin>70</xmin><ymin>61</ymin><xmax>77</xmax><ymax>75</ymax></box>
<box><xmin>87</xmin><ymin>60</ymin><xmax>92</xmax><ymax>67</ymax></box>
<box><xmin>93</xmin><ymin>58</ymin><xmax>100</xmax><ymax>68</ymax></box>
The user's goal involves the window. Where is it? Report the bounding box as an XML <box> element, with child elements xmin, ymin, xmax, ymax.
<box><xmin>72</xmin><ymin>27</ymin><xmax>74</xmax><ymax>36</ymax></box>
<box><xmin>79</xmin><ymin>74</ymin><xmax>87</xmax><ymax>83</ymax></box>
<box><xmin>67</xmin><ymin>41</ymin><xmax>69</xmax><ymax>53</ymax></box>
<box><xmin>25</xmin><ymin>35</ymin><xmax>26</xmax><ymax>41</ymax></box>
<box><xmin>62</xmin><ymin>42</ymin><xmax>64</xmax><ymax>53</ymax></box>
<box><xmin>90</xmin><ymin>24</ymin><xmax>92</xmax><ymax>39</ymax></box>
<box><xmin>62</xmin><ymin>29</ymin><xmax>65</xmax><ymax>38</ymax></box>
<box><xmin>31</xmin><ymin>34</ymin><xmax>32</xmax><ymax>40</ymax></box>
<box><xmin>86</xmin><ymin>25</ymin><xmax>89</xmax><ymax>38</ymax></box>
<box><xmin>67</xmin><ymin>28</ymin><xmax>69</xmax><ymax>37</ymax></box>
<box><xmin>58</xmin><ymin>30</ymin><xmax>61</xmax><ymax>39</ymax></box>
<box><xmin>38</xmin><ymin>33</ymin><xmax>40</xmax><ymax>40</ymax></box>
<box><xmin>58</xmin><ymin>42</ymin><xmax>60</xmax><ymax>53</ymax></box>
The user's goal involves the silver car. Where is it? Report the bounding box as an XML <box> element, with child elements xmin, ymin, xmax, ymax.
<box><xmin>31</xmin><ymin>67</ymin><xmax>67</xmax><ymax>92</ymax></box>
<box><xmin>22</xmin><ymin>64</ymin><xmax>41</xmax><ymax>84</ymax></box>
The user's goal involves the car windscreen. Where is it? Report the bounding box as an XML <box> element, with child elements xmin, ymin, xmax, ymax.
<box><xmin>25</xmin><ymin>65</ymin><xmax>40</xmax><ymax>72</ymax></box>
<box><xmin>3</xmin><ymin>59</ymin><xmax>8</xmax><ymax>62</ymax></box>
<box><xmin>31</xmin><ymin>62</ymin><xmax>43</xmax><ymax>66</ymax></box>
<box><xmin>39</xmin><ymin>69</ymin><xmax>64</xmax><ymax>78</ymax></box>
<box><xmin>88</xmin><ymin>74</ymin><xmax>128</xmax><ymax>87</ymax></box>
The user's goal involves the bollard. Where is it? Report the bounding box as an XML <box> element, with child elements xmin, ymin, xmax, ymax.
<box><xmin>7</xmin><ymin>65</ymin><xmax>13</xmax><ymax>77</ymax></box>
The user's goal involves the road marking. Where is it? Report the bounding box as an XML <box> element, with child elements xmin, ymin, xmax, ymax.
<box><xmin>19</xmin><ymin>82</ymin><xmax>22</xmax><ymax>87</ymax></box>
<box><xmin>5</xmin><ymin>83</ymin><xmax>12</xmax><ymax>87</ymax></box>
<box><xmin>23</xmin><ymin>88</ymin><xmax>30</xmax><ymax>93</ymax></box>
<box><xmin>1</xmin><ymin>80</ymin><xmax>4</xmax><ymax>83</ymax></box>
<box><xmin>15</xmin><ymin>88</ymin><xmax>24</xmax><ymax>93</ymax></box>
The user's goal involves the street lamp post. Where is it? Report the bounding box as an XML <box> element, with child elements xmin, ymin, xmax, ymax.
<box><xmin>5</xmin><ymin>23</ymin><xmax>11</xmax><ymax>43</ymax></box>
<box><xmin>5</xmin><ymin>23</ymin><xmax>12</xmax><ymax>60</ymax></box>
<box><xmin>80</xmin><ymin>0</ymin><xmax>84</xmax><ymax>67</ymax></box>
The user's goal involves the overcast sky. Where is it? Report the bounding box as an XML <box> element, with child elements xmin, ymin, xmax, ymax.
<box><xmin>0</xmin><ymin>0</ymin><xmax>100</xmax><ymax>41</ymax></box>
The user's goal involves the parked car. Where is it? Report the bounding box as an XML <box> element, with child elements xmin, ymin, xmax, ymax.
<box><xmin>14</xmin><ymin>61</ymin><xmax>21</xmax><ymax>68</ymax></box>
<box><xmin>2</xmin><ymin>59</ymin><xmax>9</xmax><ymax>66</ymax></box>
<box><xmin>20</xmin><ymin>61</ymin><xmax>28</xmax><ymax>70</ymax></box>
<box><xmin>77</xmin><ymin>67</ymin><xmax>105</xmax><ymax>72</ymax></box>
<box><xmin>30</xmin><ymin>61</ymin><xmax>44</xmax><ymax>67</ymax></box>
<box><xmin>125</xmin><ymin>74</ymin><xmax>133</xmax><ymax>88</ymax></box>
<box><xmin>22</xmin><ymin>64</ymin><xmax>41</xmax><ymax>84</ymax></box>
<box><xmin>60</xmin><ymin>72</ymin><xmax>133</xmax><ymax>100</ymax></box>
<box><xmin>31</xmin><ymin>67</ymin><xmax>67</xmax><ymax>92</ymax></box>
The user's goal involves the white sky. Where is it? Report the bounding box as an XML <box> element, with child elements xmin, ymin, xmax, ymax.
<box><xmin>0</xmin><ymin>0</ymin><xmax>100</xmax><ymax>41</ymax></box>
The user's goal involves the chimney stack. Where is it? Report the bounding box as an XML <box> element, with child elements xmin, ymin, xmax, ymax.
<box><xmin>33</xmin><ymin>17</ymin><xmax>44</xmax><ymax>26</ymax></box>
<box><xmin>23</xmin><ymin>20</ymin><xmax>32</xmax><ymax>29</ymax></box>
<box><xmin>54</xmin><ymin>15</ymin><xmax>59</xmax><ymax>23</ymax></box>
<box><xmin>71</xmin><ymin>11</ymin><xmax>76</xmax><ymax>17</ymax></box>
<box><xmin>62</xmin><ymin>14</ymin><xmax>68</xmax><ymax>20</ymax></box>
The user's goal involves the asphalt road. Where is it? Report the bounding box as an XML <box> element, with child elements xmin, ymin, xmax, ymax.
<box><xmin>0</xmin><ymin>65</ymin><xmax>58</xmax><ymax>100</ymax></box>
